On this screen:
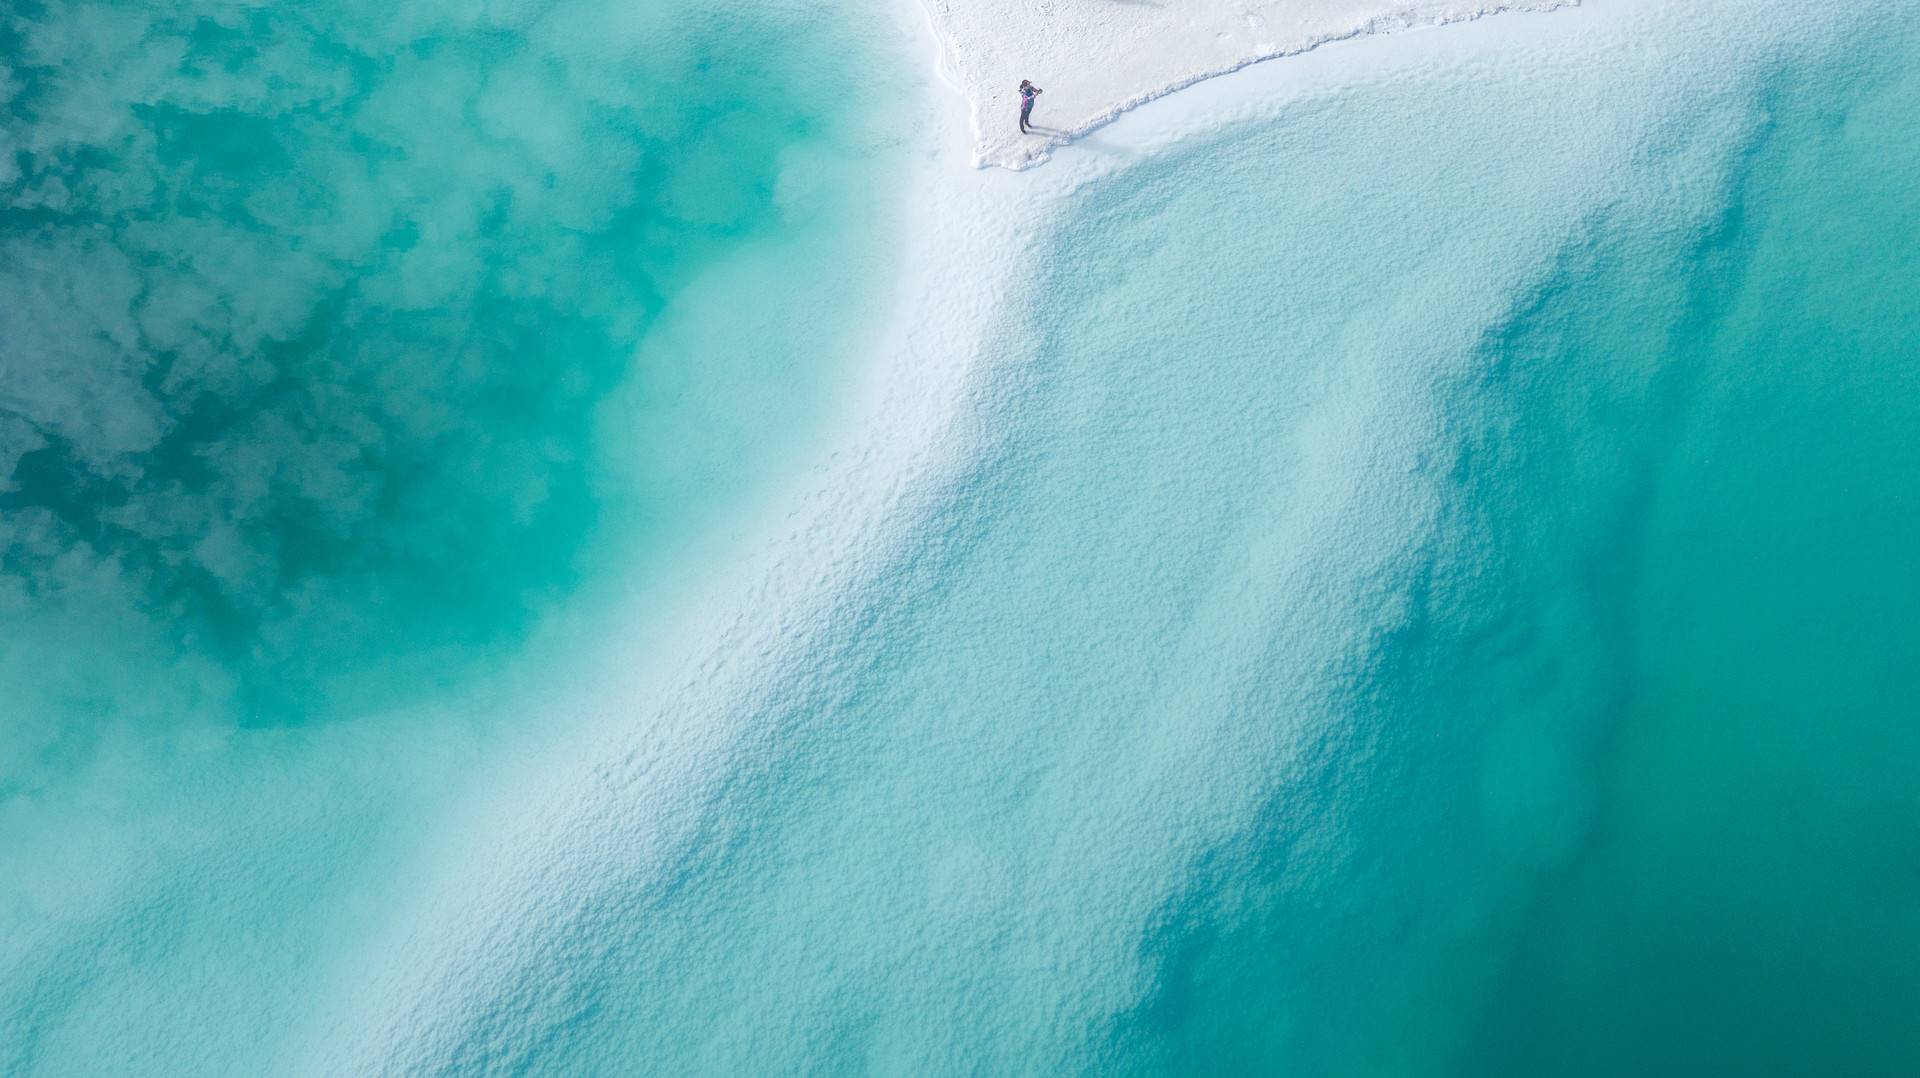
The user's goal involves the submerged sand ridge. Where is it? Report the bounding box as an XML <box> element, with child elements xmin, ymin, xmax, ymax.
<box><xmin>922</xmin><ymin>0</ymin><xmax>1575</xmax><ymax>168</ymax></box>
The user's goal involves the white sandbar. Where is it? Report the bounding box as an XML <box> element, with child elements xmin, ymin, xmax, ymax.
<box><xmin>919</xmin><ymin>0</ymin><xmax>1575</xmax><ymax>168</ymax></box>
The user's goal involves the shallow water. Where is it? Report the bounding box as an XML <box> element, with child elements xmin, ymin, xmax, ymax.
<box><xmin>288</xmin><ymin>4</ymin><xmax>1920</xmax><ymax>1073</ymax></box>
<box><xmin>0</xmin><ymin>0</ymin><xmax>903</xmax><ymax>742</ymax></box>
<box><xmin>0</xmin><ymin>0</ymin><xmax>913</xmax><ymax>1069</ymax></box>
<box><xmin>6</xmin><ymin>0</ymin><xmax>1919</xmax><ymax>1073</ymax></box>
<box><xmin>1468</xmin><ymin>45</ymin><xmax>1920</xmax><ymax>1075</ymax></box>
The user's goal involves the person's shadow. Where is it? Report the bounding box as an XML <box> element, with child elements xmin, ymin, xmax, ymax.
<box><xmin>1026</xmin><ymin>125</ymin><xmax>1071</xmax><ymax>138</ymax></box>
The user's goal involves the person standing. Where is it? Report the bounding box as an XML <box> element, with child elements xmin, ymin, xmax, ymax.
<box><xmin>1019</xmin><ymin>79</ymin><xmax>1042</xmax><ymax>133</ymax></box>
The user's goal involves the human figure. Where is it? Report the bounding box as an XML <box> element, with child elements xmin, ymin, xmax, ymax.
<box><xmin>1019</xmin><ymin>80</ymin><xmax>1042</xmax><ymax>133</ymax></box>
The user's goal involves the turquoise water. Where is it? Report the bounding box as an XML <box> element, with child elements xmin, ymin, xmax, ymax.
<box><xmin>0</xmin><ymin>0</ymin><xmax>903</xmax><ymax>748</ymax></box>
<box><xmin>1129</xmin><ymin>27</ymin><xmax>1920</xmax><ymax>1074</ymax></box>
<box><xmin>387</xmin><ymin>7</ymin><xmax>1920</xmax><ymax>1072</ymax></box>
<box><xmin>1470</xmin><ymin>47</ymin><xmax>1920</xmax><ymax>1075</ymax></box>
<box><xmin>7</xmin><ymin>0</ymin><xmax>1920</xmax><ymax>1073</ymax></box>
<box><xmin>296</xmin><ymin>8</ymin><xmax>1920</xmax><ymax>1073</ymax></box>
<box><xmin>0</xmin><ymin>0</ymin><xmax>912</xmax><ymax>1070</ymax></box>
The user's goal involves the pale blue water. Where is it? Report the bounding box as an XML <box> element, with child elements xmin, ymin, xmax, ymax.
<box><xmin>4</xmin><ymin>0</ymin><xmax>1919</xmax><ymax>1073</ymax></box>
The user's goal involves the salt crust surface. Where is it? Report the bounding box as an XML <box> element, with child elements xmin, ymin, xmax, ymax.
<box><xmin>919</xmin><ymin>0</ymin><xmax>1575</xmax><ymax>167</ymax></box>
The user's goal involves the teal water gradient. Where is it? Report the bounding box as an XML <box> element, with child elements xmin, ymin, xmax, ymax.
<box><xmin>307</xmin><ymin>7</ymin><xmax>1920</xmax><ymax>1073</ymax></box>
<box><xmin>0</xmin><ymin>0</ymin><xmax>912</xmax><ymax>1069</ymax></box>
<box><xmin>1470</xmin><ymin>48</ymin><xmax>1920</xmax><ymax>1075</ymax></box>
<box><xmin>1117</xmin><ymin>20</ymin><xmax>1920</xmax><ymax>1074</ymax></box>
<box><xmin>0</xmin><ymin>0</ymin><xmax>902</xmax><ymax>746</ymax></box>
<box><xmin>6</xmin><ymin>0</ymin><xmax>1920</xmax><ymax>1073</ymax></box>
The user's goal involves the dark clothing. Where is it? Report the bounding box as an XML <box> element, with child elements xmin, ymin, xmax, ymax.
<box><xmin>1019</xmin><ymin>85</ymin><xmax>1040</xmax><ymax>131</ymax></box>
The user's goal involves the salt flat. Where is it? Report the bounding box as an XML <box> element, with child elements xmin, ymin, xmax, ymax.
<box><xmin>919</xmin><ymin>0</ymin><xmax>1573</xmax><ymax>167</ymax></box>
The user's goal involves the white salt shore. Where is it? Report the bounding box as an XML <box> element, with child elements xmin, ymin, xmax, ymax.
<box><xmin>918</xmin><ymin>0</ymin><xmax>1575</xmax><ymax>168</ymax></box>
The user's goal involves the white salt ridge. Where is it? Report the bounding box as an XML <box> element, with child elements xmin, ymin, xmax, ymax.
<box><xmin>921</xmin><ymin>0</ymin><xmax>1576</xmax><ymax>168</ymax></box>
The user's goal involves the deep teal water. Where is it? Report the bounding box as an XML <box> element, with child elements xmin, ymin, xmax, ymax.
<box><xmin>1469</xmin><ymin>49</ymin><xmax>1920</xmax><ymax>1075</ymax></box>
<box><xmin>0</xmin><ymin>0</ymin><xmax>903</xmax><ymax>749</ymax></box>
<box><xmin>0</xmin><ymin>0</ymin><xmax>912</xmax><ymax>1069</ymax></box>
<box><xmin>307</xmin><ymin>9</ymin><xmax>1920</xmax><ymax>1073</ymax></box>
